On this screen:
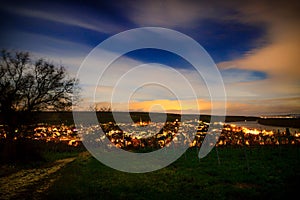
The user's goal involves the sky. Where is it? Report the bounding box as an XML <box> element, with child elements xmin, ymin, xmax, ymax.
<box><xmin>0</xmin><ymin>0</ymin><xmax>299</xmax><ymax>116</ymax></box>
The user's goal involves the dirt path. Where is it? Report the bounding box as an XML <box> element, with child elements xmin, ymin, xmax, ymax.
<box><xmin>0</xmin><ymin>157</ymin><xmax>76</xmax><ymax>200</ymax></box>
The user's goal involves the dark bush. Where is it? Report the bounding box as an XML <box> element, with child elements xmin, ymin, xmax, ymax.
<box><xmin>0</xmin><ymin>139</ymin><xmax>44</xmax><ymax>164</ymax></box>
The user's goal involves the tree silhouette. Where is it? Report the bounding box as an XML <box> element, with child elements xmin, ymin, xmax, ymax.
<box><xmin>0</xmin><ymin>50</ymin><xmax>79</xmax><ymax>139</ymax></box>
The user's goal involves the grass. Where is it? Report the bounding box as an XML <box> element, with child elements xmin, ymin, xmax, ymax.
<box><xmin>0</xmin><ymin>139</ymin><xmax>84</xmax><ymax>177</ymax></box>
<box><xmin>44</xmin><ymin>145</ymin><xmax>300</xmax><ymax>200</ymax></box>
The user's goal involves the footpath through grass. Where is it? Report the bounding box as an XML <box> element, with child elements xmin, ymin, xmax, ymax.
<box><xmin>44</xmin><ymin>146</ymin><xmax>300</xmax><ymax>200</ymax></box>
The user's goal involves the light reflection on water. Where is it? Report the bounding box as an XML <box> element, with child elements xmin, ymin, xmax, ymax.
<box><xmin>230</xmin><ymin>120</ymin><xmax>299</xmax><ymax>133</ymax></box>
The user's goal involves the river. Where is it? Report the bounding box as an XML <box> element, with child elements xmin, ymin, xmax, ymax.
<box><xmin>230</xmin><ymin>120</ymin><xmax>300</xmax><ymax>134</ymax></box>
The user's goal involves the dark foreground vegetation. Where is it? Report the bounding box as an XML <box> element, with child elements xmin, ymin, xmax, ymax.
<box><xmin>45</xmin><ymin>146</ymin><xmax>299</xmax><ymax>200</ymax></box>
<box><xmin>0</xmin><ymin>139</ymin><xmax>85</xmax><ymax>177</ymax></box>
<box><xmin>1</xmin><ymin>141</ymin><xmax>299</xmax><ymax>200</ymax></box>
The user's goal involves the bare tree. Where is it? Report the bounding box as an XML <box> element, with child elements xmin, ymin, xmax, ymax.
<box><xmin>0</xmin><ymin>50</ymin><xmax>79</xmax><ymax>138</ymax></box>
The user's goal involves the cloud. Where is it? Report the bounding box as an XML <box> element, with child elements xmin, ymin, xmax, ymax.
<box><xmin>2</xmin><ymin>0</ymin><xmax>299</xmax><ymax>116</ymax></box>
<box><xmin>90</xmin><ymin>95</ymin><xmax>300</xmax><ymax>116</ymax></box>
<box><xmin>221</xmin><ymin>68</ymin><xmax>267</xmax><ymax>83</ymax></box>
<box><xmin>0</xmin><ymin>31</ymin><xmax>91</xmax><ymax>55</ymax></box>
<box><xmin>0</xmin><ymin>31</ymin><xmax>94</xmax><ymax>78</ymax></box>
<box><xmin>227</xmin><ymin>97</ymin><xmax>300</xmax><ymax>116</ymax></box>
<box><xmin>1</xmin><ymin>3</ymin><xmax>124</xmax><ymax>34</ymax></box>
<box><xmin>94</xmin><ymin>98</ymin><xmax>208</xmax><ymax>114</ymax></box>
<box><xmin>83</xmin><ymin>57</ymin><xmax>212</xmax><ymax>104</ymax></box>
<box><xmin>175</xmin><ymin>0</ymin><xmax>299</xmax><ymax>115</ymax></box>
<box><xmin>121</xmin><ymin>0</ymin><xmax>231</xmax><ymax>28</ymax></box>
<box><xmin>120</xmin><ymin>0</ymin><xmax>299</xmax><ymax>100</ymax></box>
<box><xmin>217</xmin><ymin>1</ymin><xmax>300</xmax><ymax>102</ymax></box>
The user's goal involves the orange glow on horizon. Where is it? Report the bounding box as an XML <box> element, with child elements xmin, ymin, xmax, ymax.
<box><xmin>128</xmin><ymin>99</ymin><xmax>213</xmax><ymax>113</ymax></box>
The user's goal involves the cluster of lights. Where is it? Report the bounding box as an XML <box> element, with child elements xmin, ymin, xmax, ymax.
<box><xmin>0</xmin><ymin>124</ymin><xmax>80</xmax><ymax>146</ymax></box>
<box><xmin>1</xmin><ymin>120</ymin><xmax>299</xmax><ymax>148</ymax></box>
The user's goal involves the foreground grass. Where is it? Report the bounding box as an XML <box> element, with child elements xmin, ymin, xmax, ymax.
<box><xmin>0</xmin><ymin>157</ymin><xmax>77</xmax><ymax>200</ymax></box>
<box><xmin>44</xmin><ymin>146</ymin><xmax>299</xmax><ymax>200</ymax></box>
<box><xmin>0</xmin><ymin>139</ymin><xmax>84</xmax><ymax>178</ymax></box>
<box><xmin>0</xmin><ymin>139</ymin><xmax>85</xmax><ymax>199</ymax></box>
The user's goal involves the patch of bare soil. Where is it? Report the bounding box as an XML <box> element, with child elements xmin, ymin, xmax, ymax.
<box><xmin>0</xmin><ymin>157</ymin><xmax>76</xmax><ymax>200</ymax></box>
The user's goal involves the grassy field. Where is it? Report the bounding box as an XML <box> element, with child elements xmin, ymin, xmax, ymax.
<box><xmin>39</xmin><ymin>146</ymin><xmax>300</xmax><ymax>200</ymax></box>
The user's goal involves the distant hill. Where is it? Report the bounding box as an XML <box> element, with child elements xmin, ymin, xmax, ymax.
<box><xmin>0</xmin><ymin>111</ymin><xmax>258</xmax><ymax>125</ymax></box>
<box><xmin>258</xmin><ymin>118</ymin><xmax>300</xmax><ymax>128</ymax></box>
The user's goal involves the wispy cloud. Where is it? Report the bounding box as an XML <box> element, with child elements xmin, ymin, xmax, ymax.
<box><xmin>227</xmin><ymin>97</ymin><xmax>300</xmax><ymax>116</ymax></box>
<box><xmin>217</xmin><ymin>1</ymin><xmax>300</xmax><ymax>102</ymax></box>
<box><xmin>1</xmin><ymin>3</ymin><xmax>124</xmax><ymax>34</ymax></box>
<box><xmin>0</xmin><ymin>31</ymin><xmax>93</xmax><ymax>76</ymax></box>
<box><xmin>121</xmin><ymin>0</ymin><xmax>224</xmax><ymax>28</ymax></box>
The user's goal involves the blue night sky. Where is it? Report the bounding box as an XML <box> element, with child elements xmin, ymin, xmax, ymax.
<box><xmin>0</xmin><ymin>0</ymin><xmax>299</xmax><ymax>115</ymax></box>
